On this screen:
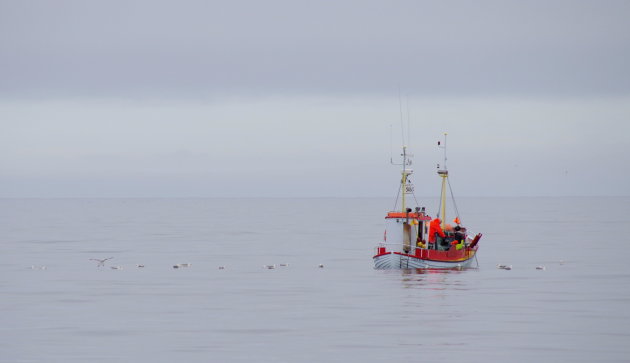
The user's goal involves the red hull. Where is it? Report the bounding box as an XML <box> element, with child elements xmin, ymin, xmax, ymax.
<box><xmin>374</xmin><ymin>246</ymin><xmax>478</xmax><ymax>263</ymax></box>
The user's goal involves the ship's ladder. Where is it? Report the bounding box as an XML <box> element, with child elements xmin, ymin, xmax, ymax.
<box><xmin>400</xmin><ymin>255</ymin><xmax>410</xmax><ymax>268</ymax></box>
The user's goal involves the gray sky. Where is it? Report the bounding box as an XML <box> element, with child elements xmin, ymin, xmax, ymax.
<box><xmin>1</xmin><ymin>0</ymin><xmax>629</xmax><ymax>197</ymax></box>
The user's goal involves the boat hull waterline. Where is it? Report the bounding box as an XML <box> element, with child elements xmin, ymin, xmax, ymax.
<box><xmin>373</xmin><ymin>250</ymin><xmax>477</xmax><ymax>269</ymax></box>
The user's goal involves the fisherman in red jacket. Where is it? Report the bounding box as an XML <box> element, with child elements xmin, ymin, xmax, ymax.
<box><xmin>428</xmin><ymin>218</ymin><xmax>446</xmax><ymax>244</ymax></box>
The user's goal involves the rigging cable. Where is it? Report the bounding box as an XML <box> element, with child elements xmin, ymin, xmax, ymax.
<box><xmin>412</xmin><ymin>190</ymin><xmax>420</xmax><ymax>209</ymax></box>
<box><xmin>447</xmin><ymin>177</ymin><xmax>461</xmax><ymax>222</ymax></box>
<box><xmin>392</xmin><ymin>182</ymin><xmax>402</xmax><ymax>212</ymax></box>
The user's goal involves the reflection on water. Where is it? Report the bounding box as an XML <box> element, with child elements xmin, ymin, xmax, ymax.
<box><xmin>398</xmin><ymin>268</ymin><xmax>471</xmax><ymax>291</ymax></box>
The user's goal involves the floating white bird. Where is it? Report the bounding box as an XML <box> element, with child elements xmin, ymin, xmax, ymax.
<box><xmin>173</xmin><ymin>263</ymin><xmax>191</xmax><ymax>269</ymax></box>
<box><xmin>90</xmin><ymin>257</ymin><xmax>113</xmax><ymax>267</ymax></box>
<box><xmin>536</xmin><ymin>266</ymin><xmax>546</xmax><ymax>270</ymax></box>
<box><xmin>264</xmin><ymin>264</ymin><xmax>276</xmax><ymax>269</ymax></box>
<box><xmin>318</xmin><ymin>264</ymin><xmax>324</xmax><ymax>268</ymax></box>
<box><xmin>497</xmin><ymin>264</ymin><xmax>512</xmax><ymax>270</ymax></box>
<box><xmin>110</xmin><ymin>265</ymin><xmax>123</xmax><ymax>270</ymax></box>
<box><xmin>279</xmin><ymin>263</ymin><xmax>289</xmax><ymax>267</ymax></box>
<box><xmin>30</xmin><ymin>265</ymin><xmax>46</xmax><ymax>270</ymax></box>
<box><xmin>136</xmin><ymin>264</ymin><xmax>145</xmax><ymax>268</ymax></box>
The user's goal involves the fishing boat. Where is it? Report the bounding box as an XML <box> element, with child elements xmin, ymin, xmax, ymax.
<box><xmin>373</xmin><ymin>134</ymin><xmax>481</xmax><ymax>269</ymax></box>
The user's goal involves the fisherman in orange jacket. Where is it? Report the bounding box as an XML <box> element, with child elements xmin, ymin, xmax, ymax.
<box><xmin>428</xmin><ymin>218</ymin><xmax>446</xmax><ymax>244</ymax></box>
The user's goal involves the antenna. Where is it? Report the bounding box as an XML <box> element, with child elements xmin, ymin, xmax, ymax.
<box><xmin>406</xmin><ymin>94</ymin><xmax>410</xmax><ymax>147</ymax></box>
<box><xmin>389</xmin><ymin>124</ymin><xmax>393</xmax><ymax>163</ymax></box>
<box><xmin>398</xmin><ymin>87</ymin><xmax>405</xmax><ymax>145</ymax></box>
<box><xmin>391</xmin><ymin>88</ymin><xmax>416</xmax><ymax>213</ymax></box>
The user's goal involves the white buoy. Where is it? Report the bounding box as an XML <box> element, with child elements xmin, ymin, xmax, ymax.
<box><xmin>318</xmin><ymin>264</ymin><xmax>324</xmax><ymax>268</ymax></box>
<box><xmin>536</xmin><ymin>266</ymin><xmax>546</xmax><ymax>270</ymax></box>
<box><xmin>110</xmin><ymin>266</ymin><xmax>123</xmax><ymax>270</ymax></box>
<box><xmin>264</xmin><ymin>265</ymin><xmax>276</xmax><ymax>269</ymax></box>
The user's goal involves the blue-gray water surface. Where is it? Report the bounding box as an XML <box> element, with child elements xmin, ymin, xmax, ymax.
<box><xmin>1</xmin><ymin>197</ymin><xmax>629</xmax><ymax>362</ymax></box>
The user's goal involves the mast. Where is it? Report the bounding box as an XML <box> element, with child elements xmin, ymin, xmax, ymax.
<box><xmin>401</xmin><ymin>146</ymin><xmax>407</xmax><ymax>212</ymax></box>
<box><xmin>392</xmin><ymin>144</ymin><xmax>414</xmax><ymax>212</ymax></box>
<box><xmin>399</xmin><ymin>145</ymin><xmax>414</xmax><ymax>213</ymax></box>
<box><xmin>438</xmin><ymin>133</ymin><xmax>448</xmax><ymax>228</ymax></box>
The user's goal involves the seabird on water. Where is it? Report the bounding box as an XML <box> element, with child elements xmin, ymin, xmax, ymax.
<box><xmin>90</xmin><ymin>257</ymin><xmax>113</xmax><ymax>267</ymax></box>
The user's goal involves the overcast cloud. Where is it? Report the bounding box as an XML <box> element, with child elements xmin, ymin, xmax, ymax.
<box><xmin>2</xmin><ymin>0</ymin><xmax>629</xmax><ymax>97</ymax></box>
<box><xmin>1</xmin><ymin>0</ymin><xmax>629</xmax><ymax>197</ymax></box>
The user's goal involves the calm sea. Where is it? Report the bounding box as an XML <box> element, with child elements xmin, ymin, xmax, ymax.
<box><xmin>1</xmin><ymin>197</ymin><xmax>629</xmax><ymax>362</ymax></box>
